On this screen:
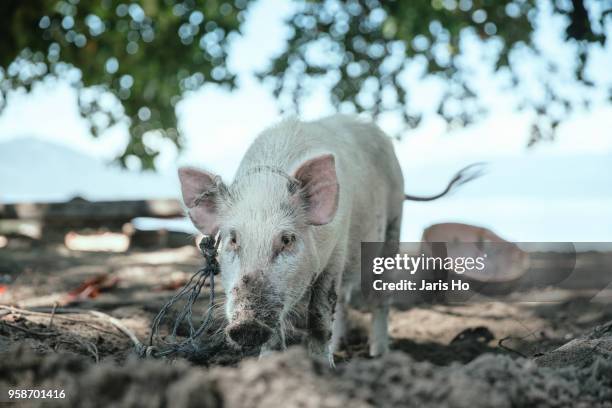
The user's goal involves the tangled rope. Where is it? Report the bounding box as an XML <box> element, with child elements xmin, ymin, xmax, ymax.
<box><xmin>138</xmin><ymin>234</ymin><xmax>221</xmax><ymax>358</ymax></box>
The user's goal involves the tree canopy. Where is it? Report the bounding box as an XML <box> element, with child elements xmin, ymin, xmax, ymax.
<box><xmin>1</xmin><ymin>0</ymin><xmax>248</xmax><ymax>169</ymax></box>
<box><xmin>1</xmin><ymin>0</ymin><xmax>610</xmax><ymax>169</ymax></box>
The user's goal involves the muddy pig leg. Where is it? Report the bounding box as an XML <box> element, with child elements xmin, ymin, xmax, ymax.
<box><xmin>330</xmin><ymin>276</ymin><xmax>354</xmax><ymax>355</ymax></box>
<box><xmin>330</xmin><ymin>296</ymin><xmax>347</xmax><ymax>355</ymax></box>
<box><xmin>307</xmin><ymin>269</ymin><xmax>338</xmax><ymax>365</ymax></box>
<box><xmin>369</xmin><ymin>215</ymin><xmax>401</xmax><ymax>357</ymax></box>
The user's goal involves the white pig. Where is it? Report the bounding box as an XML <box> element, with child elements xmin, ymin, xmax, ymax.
<box><xmin>178</xmin><ymin>114</ymin><xmax>480</xmax><ymax>363</ymax></box>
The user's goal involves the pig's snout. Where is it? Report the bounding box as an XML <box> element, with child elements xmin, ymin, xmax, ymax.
<box><xmin>226</xmin><ymin>320</ymin><xmax>272</xmax><ymax>348</ymax></box>
<box><xmin>225</xmin><ymin>270</ymin><xmax>281</xmax><ymax>349</ymax></box>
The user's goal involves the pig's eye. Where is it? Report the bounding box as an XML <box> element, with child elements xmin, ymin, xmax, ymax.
<box><xmin>280</xmin><ymin>233</ymin><xmax>295</xmax><ymax>251</ymax></box>
<box><xmin>228</xmin><ymin>231</ymin><xmax>239</xmax><ymax>251</ymax></box>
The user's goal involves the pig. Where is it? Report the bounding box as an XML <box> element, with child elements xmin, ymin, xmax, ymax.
<box><xmin>178</xmin><ymin>114</ymin><xmax>481</xmax><ymax>363</ymax></box>
<box><xmin>421</xmin><ymin>222</ymin><xmax>529</xmax><ymax>284</ymax></box>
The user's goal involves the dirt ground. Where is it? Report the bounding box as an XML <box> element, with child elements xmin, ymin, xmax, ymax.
<box><xmin>1</xmin><ymin>243</ymin><xmax>612</xmax><ymax>407</ymax></box>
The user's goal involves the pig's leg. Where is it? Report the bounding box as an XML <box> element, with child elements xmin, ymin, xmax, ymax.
<box><xmin>369</xmin><ymin>302</ymin><xmax>390</xmax><ymax>356</ymax></box>
<box><xmin>369</xmin><ymin>216</ymin><xmax>401</xmax><ymax>357</ymax></box>
<box><xmin>330</xmin><ymin>298</ymin><xmax>346</xmax><ymax>354</ymax></box>
<box><xmin>330</xmin><ymin>279</ymin><xmax>352</xmax><ymax>354</ymax></box>
<box><xmin>307</xmin><ymin>269</ymin><xmax>338</xmax><ymax>364</ymax></box>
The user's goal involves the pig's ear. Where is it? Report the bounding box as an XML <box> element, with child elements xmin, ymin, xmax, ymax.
<box><xmin>178</xmin><ymin>166</ymin><xmax>221</xmax><ymax>235</ymax></box>
<box><xmin>292</xmin><ymin>154</ymin><xmax>339</xmax><ymax>226</ymax></box>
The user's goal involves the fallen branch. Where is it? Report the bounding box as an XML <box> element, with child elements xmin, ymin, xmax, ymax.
<box><xmin>88</xmin><ymin>310</ymin><xmax>144</xmax><ymax>351</ymax></box>
<box><xmin>0</xmin><ymin>305</ymin><xmax>144</xmax><ymax>351</ymax></box>
<box><xmin>0</xmin><ymin>305</ymin><xmax>118</xmax><ymax>336</ymax></box>
<box><xmin>0</xmin><ymin>320</ymin><xmax>57</xmax><ymax>337</ymax></box>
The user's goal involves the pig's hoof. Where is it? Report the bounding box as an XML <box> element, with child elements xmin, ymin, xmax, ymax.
<box><xmin>368</xmin><ymin>342</ymin><xmax>388</xmax><ymax>357</ymax></box>
<box><xmin>226</xmin><ymin>320</ymin><xmax>272</xmax><ymax>349</ymax></box>
<box><xmin>307</xmin><ymin>341</ymin><xmax>335</xmax><ymax>367</ymax></box>
<box><xmin>327</xmin><ymin>350</ymin><xmax>336</xmax><ymax>368</ymax></box>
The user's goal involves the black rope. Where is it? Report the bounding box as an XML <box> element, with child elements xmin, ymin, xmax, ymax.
<box><xmin>138</xmin><ymin>235</ymin><xmax>220</xmax><ymax>358</ymax></box>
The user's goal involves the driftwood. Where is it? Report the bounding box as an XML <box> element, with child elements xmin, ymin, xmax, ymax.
<box><xmin>0</xmin><ymin>197</ymin><xmax>186</xmax><ymax>242</ymax></box>
<box><xmin>0</xmin><ymin>198</ymin><xmax>183</xmax><ymax>223</ymax></box>
<box><xmin>129</xmin><ymin>228</ymin><xmax>193</xmax><ymax>249</ymax></box>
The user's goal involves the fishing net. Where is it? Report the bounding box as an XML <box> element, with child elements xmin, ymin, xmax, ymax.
<box><xmin>138</xmin><ymin>235</ymin><xmax>222</xmax><ymax>359</ymax></box>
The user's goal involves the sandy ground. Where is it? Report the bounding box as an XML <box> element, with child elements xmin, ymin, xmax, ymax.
<box><xmin>1</xmin><ymin>243</ymin><xmax>611</xmax><ymax>407</ymax></box>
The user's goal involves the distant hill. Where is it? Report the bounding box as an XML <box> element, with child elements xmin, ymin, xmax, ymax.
<box><xmin>0</xmin><ymin>137</ymin><xmax>180</xmax><ymax>203</ymax></box>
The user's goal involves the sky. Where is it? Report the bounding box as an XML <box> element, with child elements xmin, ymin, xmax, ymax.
<box><xmin>0</xmin><ymin>0</ymin><xmax>611</xmax><ymax>243</ymax></box>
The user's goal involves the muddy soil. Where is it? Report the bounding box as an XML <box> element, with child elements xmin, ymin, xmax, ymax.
<box><xmin>1</xmin><ymin>244</ymin><xmax>611</xmax><ymax>407</ymax></box>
